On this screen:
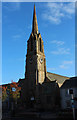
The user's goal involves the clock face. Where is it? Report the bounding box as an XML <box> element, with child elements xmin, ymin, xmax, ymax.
<box><xmin>29</xmin><ymin>58</ymin><xmax>33</xmax><ymax>63</ymax></box>
<box><xmin>40</xmin><ymin>58</ymin><xmax>43</xmax><ymax>63</ymax></box>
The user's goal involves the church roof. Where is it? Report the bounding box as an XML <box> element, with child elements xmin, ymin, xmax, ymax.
<box><xmin>47</xmin><ymin>72</ymin><xmax>69</xmax><ymax>87</ymax></box>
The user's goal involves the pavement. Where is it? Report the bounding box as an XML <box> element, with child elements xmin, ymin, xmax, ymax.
<box><xmin>1</xmin><ymin>108</ymin><xmax>77</xmax><ymax>120</ymax></box>
<box><xmin>1</xmin><ymin>110</ymin><xmax>59</xmax><ymax>120</ymax></box>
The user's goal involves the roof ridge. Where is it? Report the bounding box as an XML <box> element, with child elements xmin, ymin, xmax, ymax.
<box><xmin>47</xmin><ymin>72</ymin><xmax>69</xmax><ymax>78</ymax></box>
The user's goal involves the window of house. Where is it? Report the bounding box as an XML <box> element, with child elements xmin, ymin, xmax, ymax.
<box><xmin>65</xmin><ymin>89</ymin><xmax>70</xmax><ymax>97</ymax></box>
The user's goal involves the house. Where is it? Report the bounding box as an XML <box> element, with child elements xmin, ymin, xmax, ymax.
<box><xmin>60</xmin><ymin>77</ymin><xmax>77</xmax><ymax>109</ymax></box>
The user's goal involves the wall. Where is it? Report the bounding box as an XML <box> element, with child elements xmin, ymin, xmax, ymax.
<box><xmin>60</xmin><ymin>88</ymin><xmax>77</xmax><ymax>109</ymax></box>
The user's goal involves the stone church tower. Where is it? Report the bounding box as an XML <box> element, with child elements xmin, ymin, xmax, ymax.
<box><xmin>24</xmin><ymin>5</ymin><xmax>47</xmax><ymax>105</ymax></box>
<box><xmin>25</xmin><ymin>5</ymin><xmax>46</xmax><ymax>87</ymax></box>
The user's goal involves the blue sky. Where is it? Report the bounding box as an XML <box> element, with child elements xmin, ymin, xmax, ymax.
<box><xmin>2</xmin><ymin>2</ymin><xmax>75</xmax><ymax>84</ymax></box>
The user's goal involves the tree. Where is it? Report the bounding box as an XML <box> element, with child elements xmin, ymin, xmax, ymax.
<box><xmin>2</xmin><ymin>86</ymin><xmax>7</xmax><ymax>102</ymax></box>
<box><xmin>9</xmin><ymin>81</ymin><xmax>21</xmax><ymax>102</ymax></box>
<box><xmin>1</xmin><ymin>81</ymin><xmax>21</xmax><ymax>102</ymax></box>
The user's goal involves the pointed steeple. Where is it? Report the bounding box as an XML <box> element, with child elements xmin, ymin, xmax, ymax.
<box><xmin>32</xmin><ymin>5</ymin><xmax>38</xmax><ymax>34</ymax></box>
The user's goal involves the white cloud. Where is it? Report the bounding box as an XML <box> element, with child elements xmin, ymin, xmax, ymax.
<box><xmin>3</xmin><ymin>2</ymin><xmax>21</xmax><ymax>11</ymax></box>
<box><xmin>59</xmin><ymin>60</ymin><xmax>73</xmax><ymax>69</ymax></box>
<box><xmin>48</xmin><ymin>67</ymin><xmax>56</xmax><ymax>71</ymax></box>
<box><xmin>59</xmin><ymin>64</ymin><xmax>68</xmax><ymax>69</ymax></box>
<box><xmin>42</xmin><ymin>2</ymin><xmax>75</xmax><ymax>24</ymax></box>
<box><xmin>13</xmin><ymin>35</ymin><xmax>21</xmax><ymax>39</ymax></box>
<box><xmin>51</xmin><ymin>40</ymin><xmax>64</xmax><ymax>46</ymax></box>
<box><xmin>51</xmin><ymin>48</ymin><xmax>70</xmax><ymax>55</ymax></box>
<box><xmin>63</xmin><ymin>61</ymin><xmax>73</xmax><ymax>64</ymax></box>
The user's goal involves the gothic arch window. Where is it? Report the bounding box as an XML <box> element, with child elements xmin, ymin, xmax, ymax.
<box><xmin>39</xmin><ymin>38</ymin><xmax>43</xmax><ymax>52</ymax></box>
<box><xmin>40</xmin><ymin>38</ymin><xmax>42</xmax><ymax>52</ymax></box>
<box><xmin>41</xmin><ymin>42</ymin><xmax>43</xmax><ymax>52</ymax></box>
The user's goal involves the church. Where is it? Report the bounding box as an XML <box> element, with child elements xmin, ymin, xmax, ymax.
<box><xmin>18</xmin><ymin>5</ymin><xmax>69</xmax><ymax>110</ymax></box>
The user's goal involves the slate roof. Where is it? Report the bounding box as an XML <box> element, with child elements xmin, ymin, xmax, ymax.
<box><xmin>47</xmin><ymin>72</ymin><xmax>69</xmax><ymax>87</ymax></box>
<box><xmin>61</xmin><ymin>77</ymin><xmax>77</xmax><ymax>89</ymax></box>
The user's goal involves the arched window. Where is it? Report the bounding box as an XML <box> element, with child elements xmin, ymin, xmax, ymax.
<box><xmin>39</xmin><ymin>38</ymin><xmax>43</xmax><ymax>52</ymax></box>
<box><xmin>40</xmin><ymin>38</ymin><xmax>42</xmax><ymax>52</ymax></box>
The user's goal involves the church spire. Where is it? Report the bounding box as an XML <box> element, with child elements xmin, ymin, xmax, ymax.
<box><xmin>32</xmin><ymin>4</ymin><xmax>38</xmax><ymax>34</ymax></box>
